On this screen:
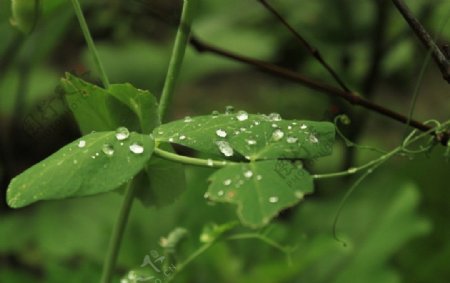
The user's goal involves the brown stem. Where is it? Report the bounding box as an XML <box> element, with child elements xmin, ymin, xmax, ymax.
<box><xmin>257</xmin><ymin>0</ymin><xmax>351</xmax><ymax>92</ymax></box>
<box><xmin>392</xmin><ymin>0</ymin><xmax>450</xmax><ymax>83</ymax></box>
<box><xmin>189</xmin><ymin>35</ymin><xmax>449</xmax><ymax>144</ymax></box>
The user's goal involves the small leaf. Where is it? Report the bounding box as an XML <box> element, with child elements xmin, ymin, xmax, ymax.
<box><xmin>207</xmin><ymin>160</ymin><xmax>313</xmax><ymax>227</ymax></box>
<box><xmin>154</xmin><ymin>113</ymin><xmax>335</xmax><ymax>160</ymax></box>
<box><xmin>7</xmin><ymin>131</ymin><xmax>154</xmax><ymax>208</ymax></box>
<box><xmin>61</xmin><ymin>73</ymin><xmax>117</xmax><ymax>134</ymax></box>
<box><xmin>108</xmin><ymin>83</ymin><xmax>160</xmax><ymax>134</ymax></box>
<box><xmin>61</xmin><ymin>74</ymin><xmax>160</xmax><ymax>135</ymax></box>
<box><xmin>160</xmin><ymin>227</ymin><xmax>189</xmax><ymax>251</ymax></box>
<box><xmin>199</xmin><ymin>222</ymin><xmax>239</xmax><ymax>243</ymax></box>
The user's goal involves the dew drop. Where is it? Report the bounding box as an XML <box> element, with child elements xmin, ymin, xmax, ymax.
<box><xmin>169</xmin><ymin>137</ymin><xmax>174</xmax><ymax>142</ymax></box>
<box><xmin>254</xmin><ymin>121</ymin><xmax>260</xmax><ymax>126</ymax></box>
<box><xmin>286</xmin><ymin>136</ymin><xmax>298</xmax><ymax>143</ymax></box>
<box><xmin>300</xmin><ymin>124</ymin><xmax>308</xmax><ymax>130</ymax></box>
<box><xmin>184</xmin><ymin>116</ymin><xmax>192</xmax><ymax>123</ymax></box>
<box><xmin>269</xmin><ymin>196</ymin><xmax>279</xmax><ymax>203</ymax></box>
<box><xmin>78</xmin><ymin>140</ymin><xmax>86</xmax><ymax>148</ymax></box>
<box><xmin>216</xmin><ymin>141</ymin><xmax>234</xmax><ymax>157</ymax></box>
<box><xmin>347</xmin><ymin>167</ymin><xmax>357</xmax><ymax>174</ymax></box>
<box><xmin>223</xmin><ymin>179</ymin><xmax>232</xmax><ymax>186</ymax></box>
<box><xmin>216</xmin><ymin>129</ymin><xmax>227</xmax><ymax>138</ymax></box>
<box><xmin>272</xmin><ymin>129</ymin><xmax>285</xmax><ymax>141</ymax></box>
<box><xmin>256</xmin><ymin>175</ymin><xmax>262</xmax><ymax>180</ymax></box>
<box><xmin>225</xmin><ymin>105</ymin><xmax>235</xmax><ymax>114</ymax></box>
<box><xmin>218</xmin><ymin>190</ymin><xmax>224</xmax><ymax>196</ymax></box>
<box><xmin>203</xmin><ymin>192</ymin><xmax>209</xmax><ymax>199</ymax></box>
<box><xmin>102</xmin><ymin>144</ymin><xmax>114</xmax><ymax>156</ymax></box>
<box><xmin>268</xmin><ymin>113</ymin><xmax>282</xmax><ymax>121</ymax></box>
<box><xmin>207</xmin><ymin>159</ymin><xmax>214</xmax><ymax>166</ymax></box>
<box><xmin>129</xmin><ymin>142</ymin><xmax>144</xmax><ymax>154</ymax></box>
<box><xmin>211</xmin><ymin>110</ymin><xmax>220</xmax><ymax>117</ymax></box>
<box><xmin>244</xmin><ymin>170</ymin><xmax>253</xmax><ymax>178</ymax></box>
<box><xmin>246</xmin><ymin>139</ymin><xmax>257</xmax><ymax>145</ymax></box>
<box><xmin>309</xmin><ymin>134</ymin><xmax>319</xmax><ymax>143</ymax></box>
<box><xmin>236</xmin><ymin>110</ymin><xmax>249</xmax><ymax>121</ymax></box>
<box><xmin>288</xmin><ymin>125</ymin><xmax>292</xmax><ymax>130</ymax></box>
<box><xmin>115</xmin><ymin>127</ymin><xmax>130</xmax><ymax>141</ymax></box>
<box><xmin>179</xmin><ymin>135</ymin><xmax>186</xmax><ymax>140</ymax></box>
<box><xmin>295</xmin><ymin>191</ymin><xmax>304</xmax><ymax>199</ymax></box>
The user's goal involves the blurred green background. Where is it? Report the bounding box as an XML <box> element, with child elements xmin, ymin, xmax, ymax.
<box><xmin>1</xmin><ymin>0</ymin><xmax>449</xmax><ymax>282</ymax></box>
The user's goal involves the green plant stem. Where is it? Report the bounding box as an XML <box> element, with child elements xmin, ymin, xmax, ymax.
<box><xmin>159</xmin><ymin>0</ymin><xmax>195</xmax><ymax>121</ymax></box>
<box><xmin>227</xmin><ymin>233</ymin><xmax>293</xmax><ymax>254</ymax></box>
<box><xmin>70</xmin><ymin>0</ymin><xmax>110</xmax><ymax>88</ymax></box>
<box><xmin>166</xmin><ymin>242</ymin><xmax>213</xmax><ymax>282</ymax></box>
<box><xmin>313</xmin><ymin>120</ymin><xmax>449</xmax><ymax>179</ymax></box>
<box><xmin>154</xmin><ymin>147</ymin><xmax>236</xmax><ymax>168</ymax></box>
<box><xmin>100</xmin><ymin>182</ymin><xmax>136</xmax><ymax>283</ymax></box>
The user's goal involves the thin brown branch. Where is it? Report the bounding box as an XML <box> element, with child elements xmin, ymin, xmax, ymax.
<box><xmin>392</xmin><ymin>0</ymin><xmax>450</xmax><ymax>83</ymax></box>
<box><xmin>257</xmin><ymin>0</ymin><xmax>352</xmax><ymax>92</ymax></box>
<box><xmin>189</xmin><ymin>35</ymin><xmax>449</xmax><ymax>144</ymax></box>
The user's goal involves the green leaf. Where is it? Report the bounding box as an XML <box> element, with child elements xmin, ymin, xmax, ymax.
<box><xmin>7</xmin><ymin>131</ymin><xmax>154</xmax><ymax>208</ymax></box>
<box><xmin>61</xmin><ymin>74</ymin><xmax>160</xmax><ymax>135</ymax></box>
<box><xmin>207</xmin><ymin>160</ymin><xmax>313</xmax><ymax>227</ymax></box>
<box><xmin>133</xmin><ymin>157</ymin><xmax>186</xmax><ymax>208</ymax></box>
<box><xmin>107</xmin><ymin>83</ymin><xmax>160</xmax><ymax>134</ymax></box>
<box><xmin>154</xmin><ymin>113</ymin><xmax>335</xmax><ymax>160</ymax></box>
<box><xmin>200</xmin><ymin>222</ymin><xmax>239</xmax><ymax>243</ymax></box>
<box><xmin>61</xmin><ymin>73</ymin><xmax>117</xmax><ymax>134</ymax></box>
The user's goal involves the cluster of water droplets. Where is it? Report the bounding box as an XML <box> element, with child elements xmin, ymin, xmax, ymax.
<box><xmin>75</xmin><ymin>127</ymin><xmax>144</xmax><ymax>162</ymax></box>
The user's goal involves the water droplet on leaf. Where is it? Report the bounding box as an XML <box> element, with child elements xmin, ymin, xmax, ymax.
<box><xmin>216</xmin><ymin>141</ymin><xmax>234</xmax><ymax>157</ymax></box>
<box><xmin>272</xmin><ymin>129</ymin><xmax>284</xmax><ymax>141</ymax></box>
<box><xmin>129</xmin><ymin>142</ymin><xmax>144</xmax><ymax>154</ymax></box>
<box><xmin>301</xmin><ymin>124</ymin><xmax>308</xmax><ymax>130</ymax></box>
<box><xmin>295</xmin><ymin>191</ymin><xmax>304</xmax><ymax>199</ymax></box>
<box><xmin>223</xmin><ymin>179</ymin><xmax>232</xmax><ymax>186</ymax></box>
<box><xmin>102</xmin><ymin>144</ymin><xmax>114</xmax><ymax>156</ymax></box>
<box><xmin>246</xmin><ymin>139</ymin><xmax>257</xmax><ymax>145</ymax></box>
<box><xmin>268</xmin><ymin>113</ymin><xmax>282</xmax><ymax>121</ymax></box>
<box><xmin>207</xmin><ymin>159</ymin><xmax>213</xmax><ymax>166</ymax></box>
<box><xmin>244</xmin><ymin>170</ymin><xmax>253</xmax><ymax>178</ymax></box>
<box><xmin>115</xmin><ymin>127</ymin><xmax>130</xmax><ymax>141</ymax></box>
<box><xmin>211</xmin><ymin>110</ymin><xmax>220</xmax><ymax>117</ymax></box>
<box><xmin>269</xmin><ymin>196</ymin><xmax>279</xmax><ymax>203</ymax></box>
<box><xmin>236</xmin><ymin>110</ymin><xmax>248</xmax><ymax>121</ymax></box>
<box><xmin>78</xmin><ymin>140</ymin><xmax>86</xmax><ymax>148</ymax></box>
<box><xmin>216</xmin><ymin>129</ymin><xmax>227</xmax><ymax>138</ymax></box>
<box><xmin>309</xmin><ymin>134</ymin><xmax>319</xmax><ymax>143</ymax></box>
<box><xmin>286</xmin><ymin>136</ymin><xmax>298</xmax><ymax>143</ymax></box>
<box><xmin>225</xmin><ymin>105</ymin><xmax>235</xmax><ymax>114</ymax></box>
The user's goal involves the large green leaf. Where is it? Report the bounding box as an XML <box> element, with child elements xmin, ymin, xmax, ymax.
<box><xmin>207</xmin><ymin>160</ymin><xmax>313</xmax><ymax>227</ymax></box>
<box><xmin>7</xmin><ymin>131</ymin><xmax>154</xmax><ymax>208</ymax></box>
<box><xmin>154</xmin><ymin>113</ymin><xmax>335</xmax><ymax>160</ymax></box>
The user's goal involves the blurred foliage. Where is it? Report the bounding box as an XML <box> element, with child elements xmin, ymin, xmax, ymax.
<box><xmin>1</xmin><ymin>0</ymin><xmax>449</xmax><ymax>282</ymax></box>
